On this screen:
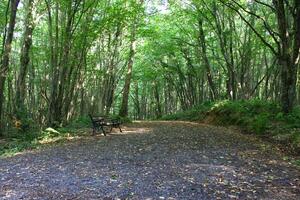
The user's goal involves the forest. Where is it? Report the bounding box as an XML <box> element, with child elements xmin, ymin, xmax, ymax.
<box><xmin>1</xmin><ymin>0</ymin><xmax>300</xmax><ymax>199</ymax></box>
<box><xmin>0</xmin><ymin>0</ymin><xmax>300</xmax><ymax>145</ymax></box>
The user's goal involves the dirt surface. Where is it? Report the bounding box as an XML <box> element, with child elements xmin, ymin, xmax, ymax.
<box><xmin>0</xmin><ymin>121</ymin><xmax>299</xmax><ymax>199</ymax></box>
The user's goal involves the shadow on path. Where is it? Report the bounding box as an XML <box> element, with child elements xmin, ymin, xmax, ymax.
<box><xmin>0</xmin><ymin>121</ymin><xmax>299</xmax><ymax>199</ymax></box>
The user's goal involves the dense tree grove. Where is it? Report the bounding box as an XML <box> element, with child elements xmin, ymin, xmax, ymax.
<box><xmin>0</xmin><ymin>0</ymin><xmax>299</xmax><ymax>134</ymax></box>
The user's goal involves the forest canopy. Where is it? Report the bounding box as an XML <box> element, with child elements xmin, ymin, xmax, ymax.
<box><xmin>0</xmin><ymin>0</ymin><xmax>299</xmax><ymax>135</ymax></box>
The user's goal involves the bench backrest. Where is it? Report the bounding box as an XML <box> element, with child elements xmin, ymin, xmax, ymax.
<box><xmin>89</xmin><ymin>114</ymin><xmax>120</xmax><ymax>123</ymax></box>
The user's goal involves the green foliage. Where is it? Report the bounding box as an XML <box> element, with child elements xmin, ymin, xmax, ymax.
<box><xmin>294</xmin><ymin>160</ymin><xmax>300</xmax><ymax>167</ymax></box>
<box><xmin>250</xmin><ymin>113</ymin><xmax>270</xmax><ymax>134</ymax></box>
<box><xmin>291</xmin><ymin>131</ymin><xmax>300</xmax><ymax>150</ymax></box>
<box><xmin>161</xmin><ymin>99</ymin><xmax>297</xmax><ymax>134</ymax></box>
<box><xmin>0</xmin><ymin>112</ymin><xmax>132</xmax><ymax>157</ymax></box>
<box><xmin>66</xmin><ymin>116</ymin><xmax>91</xmax><ymax>129</ymax></box>
<box><xmin>161</xmin><ymin>110</ymin><xmax>197</xmax><ymax>121</ymax></box>
<box><xmin>161</xmin><ymin>102</ymin><xmax>213</xmax><ymax>121</ymax></box>
<box><xmin>0</xmin><ymin>132</ymin><xmax>39</xmax><ymax>157</ymax></box>
<box><xmin>115</xmin><ymin>116</ymin><xmax>132</xmax><ymax>123</ymax></box>
<box><xmin>43</xmin><ymin>127</ymin><xmax>60</xmax><ymax>137</ymax></box>
<box><xmin>0</xmin><ymin>140</ymin><xmax>37</xmax><ymax>157</ymax></box>
<box><xmin>14</xmin><ymin>109</ymin><xmax>35</xmax><ymax>133</ymax></box>
<box><xmin>284</xmin><ymin>106</ymin><xmax>300</xmax><ymax>128</ymax></box>
<box><xmin>0</xmin><ymin>126</ymin><xmax>89</xmax><ymax>158</ymax></box>
<box><xmin>207</xmin><ymin>100</ymin><xmax>279</xmax><ymax>133</ymax></box>
<box><xmin>1</xmin><ymin>0</ymin><xmax>300</xmax><ymax>159</ymax></box>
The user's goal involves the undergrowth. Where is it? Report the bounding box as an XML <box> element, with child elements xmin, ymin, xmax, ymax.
<box><xmin>162</xmin><ymin>102</ymin><xmax>213</xmax><ymax>121</ymax></box>
<box><xmin>0</xmin><ymin>114</ymin><xmax>130</xmax><ymax>158</ymax></box>
<box><xmin>0</xmin><ymin>127</ymin><xmax>88</xmax><ymax>158</ymax></box>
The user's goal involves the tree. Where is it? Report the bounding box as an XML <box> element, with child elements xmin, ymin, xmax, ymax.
<box><xmin>221</xmin><ymin>0</ymin><xmax>300</xmax><ymax>113</ymax></box>
<box><xmin>15</xmin><ymin>0</ymin><xmax>34</xmax><ymax>118</ymax></box>
<box><xmin>119</xmin><ymin>0</ymin><xmax>144</xmax><ymax>117</ymax></box>
<box><xmin>0</xmin><ymin>0</ymin><xmax>20</xmax><ymax>135</ymax></box>
<box><xmin>0</xmin><ymin>0</ymin><xmax>299</xmax><ymax>135</ymax></box>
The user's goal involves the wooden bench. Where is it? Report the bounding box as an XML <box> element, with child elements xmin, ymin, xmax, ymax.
<box><xmin>89</xmin><ymin>114</ymin><xmax>122</xmax><ymax>136</ymax></box>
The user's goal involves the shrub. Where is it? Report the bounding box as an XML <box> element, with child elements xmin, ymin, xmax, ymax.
<box><xmin>285</xmin><ymin>106</ymin><xmax>300</xmax><ymax>128</ymax></box>
<box><xmin>67</xmin><ymin>116</ymin><xmax>91</xmax><ymax>128</ymax></box>
<box><xmin>161</xmin><ymin>99</ymin><xmax>279</xmax><ymax>134</ymax></box>
<box><xmin>250</xmin><ymin>113</ymin><xmax>270</xmax><ymax>134</ymax></box>
<box><xmin>118</xmin><ymin>116</ymin><xmax>132</xmax><ymax>123</ymax></box>
<box><xmin>161</xmin><ymin>102</ymin><xmax>212</xmax><ymax>121</ymax></box>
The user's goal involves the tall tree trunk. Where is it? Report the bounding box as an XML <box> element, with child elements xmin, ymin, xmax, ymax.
<box><xmin>0</xmin><ymin>0</ymin><xmax>20</xmax><ymax>136</ymax></box>
<box><xmin>154</xmin><ymin>82</ymin><xmax>162</xmax><ymax>119</ymax></box>
<box><xmin>119</xmin><ymin>20</ymin><xmax>137</xmax><ymax>117</ymax></box>
<box><xmin>55</xmin><ymin>6</ymin><xmax>73</xmax><ymax>124</ymax></box>
<box><xmin>102</xmin><ymin>25</ymin><xmax>122</xmax><ymax>115</ymax></box>
<box><xmin>46</xmin><ymin>0</ymin><xmax>59</xmax><ymax>126</ymax></box>
<box><xmin>119</xmin><ymin>0</ymin><xmax>144</xmax><ymax>117</ymax></box>
<box><xmin>134</xmin><ymin>81</ymin><xmax>140</xmax><ymax>119</ymax></box>
<box><xmin>274</xmin><ymin>0</ymin><xmax>300</xmax><ymax>113</ymax></box>
<box><xmin>29</xmin><ymin>61</ymin><xmax>36</xmax><ymax>117</ymax></box>
<box><xmin>197</xmin><ymin>18</ymin><xmax>217</xmax><ymax>101</ymax></box>
<box><xmin>119</xmin><ymin>22</ymin><xmax>137</xmax><ymax>117</ymax></box>
<box><xmin>15</xmin><ymin>0</ymin><xmax>34</xmax><ymax>118</ymax></box>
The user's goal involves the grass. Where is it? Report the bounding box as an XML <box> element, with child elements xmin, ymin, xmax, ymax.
<box><xmin>161</xmin><ymin>99</ymin><xmax>300</xmax><ymax>155</ymax></box>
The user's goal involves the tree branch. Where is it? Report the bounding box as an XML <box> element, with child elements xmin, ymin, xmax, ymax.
<box><xmin>231</xmin><ymin>0</ymin><xmax>280</xmax><ymax>47</ymax></box>
<box><xmin>219</xmin><ymin>0</ymin><xmax>278</xmax><ymax>56</ymax></box>
<box><xmin>254</xmin><ymin>0</ymin><xmax>275</xmax><ymax>11</ymax></box>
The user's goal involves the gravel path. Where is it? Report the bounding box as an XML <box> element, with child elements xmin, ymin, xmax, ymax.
<box><xmin>0</xmin><ymin>121</ymin><xmax>299</xmax><ymax>199</ymax></box>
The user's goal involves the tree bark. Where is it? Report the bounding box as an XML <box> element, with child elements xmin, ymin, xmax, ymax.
<box><xmin>119</xmin><ymin>22</ymin><xmax>137</xmax><ymax>117</ymax></box>
<box><xmin>273</xmin><ymin>0</ymin><xmax>300</xmax><ymax>113</ymax></box>
<box><xmin>119</xmin><ymin>0</ymin><xmax>144</xmax><ymax>117</ymax></box>
<box><xmin>46</xmin><ymin>0</ymin><xmax>60</xmax><ymax>126</ymax></box>
<box><xmin>197</xmin><ymin>17</ymin><xmax>217</xmax><ymax>101</ymax></box>
<box><xmin>154</xmin><ymin>82</ymin><xmax>162</xmax><ymax>119</ymax></box>
<box><xmin>15</xmin><ymin>0</ymin><xmax>34</xmax><ymax>118</ymax></box>
<box><xmin>0</xmin><ymin>0</ymin><xmax>20</xmax><ymax>135</ymax></box>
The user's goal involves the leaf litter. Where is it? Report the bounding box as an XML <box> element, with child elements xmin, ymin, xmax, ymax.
<box><xmin>0</xmin><ymin>121</ymin><xmax>299</xmax><ymax>199</ymax></box>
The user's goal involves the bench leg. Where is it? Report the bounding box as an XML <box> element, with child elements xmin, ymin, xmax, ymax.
<box><xmin>100</xmin><ymin>125</ymin><xmax>106</xmax><ymax>136</ymax></box>
<box><xmin>92</xmin><ymin>126</ymin><xmax>96</xmax><ymax>135</ymax></box>
<box><xmin>118</xmin><ymin>125</ymin><xmax>122</xmax><ymax>133</ymax></box>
